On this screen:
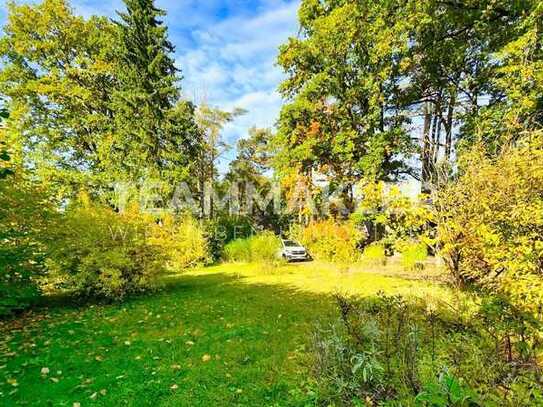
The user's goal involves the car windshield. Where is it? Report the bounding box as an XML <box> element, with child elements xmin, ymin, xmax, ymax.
<box><xmin>283</xmin><ymin>240</ymin><xmax>299</xmax><ymax>247</ymax></box>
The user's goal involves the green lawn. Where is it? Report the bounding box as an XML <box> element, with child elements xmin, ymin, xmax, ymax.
<box><xmin>0</xmin><ymin>261</ymin><xmax>451</xmax><ymax>406</ymax></box>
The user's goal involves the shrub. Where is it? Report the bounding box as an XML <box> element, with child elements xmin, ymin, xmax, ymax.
<box><xmin>292</xmin><ymin>220</ymin><xmax>364</xmax><ymax>263</ymax></box>
<box><xmin>148</xmin><ymin>215</ymin><xmax>209</xmax><ymax>271</ymax></box>
<box><xmin>362</xmin><ymin>242</ymin><xmax>387</xmax><ymax>266</ymax></box>
<box><xmin>204</xmin><ymin>215</ymin><xmax>255</xmax><ymax>261</ymax></box>
<box><xmin>352</xmin><ymin>181</ymin><xmax>435</xmax><ymax>252</ymax></box>
<box><xmin>223</xmin><ymin>232</ymin><xmax>281</xmax><ymax>263</ymax></box>
<box><xmin>437</xmin><ymin>137</ymin><xmax>543</xmax><ymax>315</ymax></box>
<box><xmin>223</xmin><ymin>238</ymin><xmax>252</xmax><ymax>263</ymax></box>
<box><xmin>415</xmin><ymin>370</ymin><xmax>480</xmax><ymax>406</ymax></box>
<box><xmin>45</xmin><ymin>194</ymin><xmax>167</xmax><ymax>300</ymax></box>
<box><xmin>310</xmin><ymin>294</ymin><xmax>542</xmax><ymax>406</ymax></box>
<box><xmin>398</xmin><ymin>240</ymin><xmax>428</xmax><ymax>271</ymax></box>
<box><xmin>312</xmin><ymin>316</ymin><xmax>385</xmax><ymax>404</ymax></box>
<box><xmin>249</xmin><ymin>232</ymin><xmax>281</xmax><ymax>263</ymax></box>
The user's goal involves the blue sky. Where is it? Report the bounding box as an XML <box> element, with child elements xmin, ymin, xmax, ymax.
<box><xmin>0</xmin><ymin>0</ymin><xmax>301</xmax><ymax>170</ymax></box>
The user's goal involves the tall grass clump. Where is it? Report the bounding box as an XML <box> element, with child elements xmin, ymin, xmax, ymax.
<box><xmin>398</xmin><ymin>241</ymin><xmax>427</xmax><ymax>271</ymax></box>
<box><xmin>362</xmin><ymin>242</ymin><xmax>387</xmax><ymax>266</ymax></box>
<box><xmin>223</xmin><ymin>232</ymin><xmax>280</xmax><ymax>263</ymax></box>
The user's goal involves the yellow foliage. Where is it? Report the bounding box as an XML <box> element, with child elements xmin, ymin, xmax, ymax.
<box><xmin>437</xmin><ymin>134</ymin><xmax>543</xmax><ymax>314</ymax></box>
<box><xmin>292</xmin><ymin>219</ymin><xmax>364</xmax><ymax>263</ymax></box>
<box><xmin>46</xmin><ymin>196</ymin><xmax>209</xmax><ymax>299</ymax></box>
<box><xmin>354</xmin><ymin>181</ymin><xmax>435</xmax><ymax>252</ymax></box>
<box><xmin>147</xmin><ymin>215</ymin><xmax>209</xmax><ymax>271</ymax></box>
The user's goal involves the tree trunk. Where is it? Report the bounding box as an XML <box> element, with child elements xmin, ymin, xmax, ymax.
<box><xmin>431</xmin><ymin>111</ymin><xmax>439</xmax><ymax>167</ymax></box>
<box><xmin>445</xmin><ymin>90</ymin><xmax>456</xmax><ymax>162</ymax></box>
<box><xmin>421</xmin><ymin>102</ymin><xmax>433</xmax><ymax>193</ymax></box>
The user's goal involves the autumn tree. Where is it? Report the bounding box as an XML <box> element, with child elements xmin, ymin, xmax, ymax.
<box><xmin>275</xmin><ymin>0</ymin><xmax>416</xmax><ymax>208</ymax></box>
<box><xmin>276</xmin><ymin>0</ymin><xmax>536</xmax><ymax>195</ymax></box>
<box><xmin>460</xmin><ymin>1</ymin><xmax>543</xmax><ymax>153</ymax></box>
<box><xmin>402</xmin><ymin>0</ymin><xmax>532</xmax><ymax>189</ymax></box>
<box><xmin>0</xmin><ymin>0</ymin><xmax>118</xmax><ymax>196</ymax></box>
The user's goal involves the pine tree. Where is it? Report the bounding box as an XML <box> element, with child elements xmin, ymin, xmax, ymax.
<box><xmin>112</xmin><ymin>0</ymin><xmax>198</xmax><ymax>184</ymax></box>
<box><xmin>116</xmin><ymin>0</ymin><xmax>178</xmax><ymax>111</ymax></box>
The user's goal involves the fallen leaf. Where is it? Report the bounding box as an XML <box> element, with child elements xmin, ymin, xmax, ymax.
<box><xmin>170</xmin><ymin>384</ymin><xmax>178</xmax><ymax>390</ymax></box>
<box><xmin>41</xmin><ymin>367</ymin><xmax>50</xmax><ymax>375</ymax></box>
<box><xmin>100</xmin><ymin>389</ymin><xmax>107</xmax><ymax>396</ymax></box>
<box><xmin>202</xmin><ymin>354</ymin><xmax>211</xmax><ymax>362</ymax></box>
<box><xmin>90</xmin><ymin>392</ymin><xmax>97</xmax><ymax>400</ymax></box>
<box><xmin>171</xmin><ymin>364</ymin><xmax>182</xmax><ymax>370</ymax></box>
<box><xmin>73</xmin><ymin>403</ymin><xmax>81</xmax><ymax>407</ymax></box>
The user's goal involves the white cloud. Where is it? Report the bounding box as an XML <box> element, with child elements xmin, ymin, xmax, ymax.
<box><xmin>176</xmin><ymin>1</ymin><xmax>299</xmax><ymax>174</ymax></box>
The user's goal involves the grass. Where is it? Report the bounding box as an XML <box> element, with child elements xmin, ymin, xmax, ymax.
<box><xmin>0</xmin><ymin>261</ymin><xmax>454</xmax><ymax>406</ymax></box>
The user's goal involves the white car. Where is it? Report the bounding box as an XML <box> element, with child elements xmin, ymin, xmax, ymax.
<box><xmin>279</xmin><ymin>239</ymin><xmax>311</xmax><ymax>262</ymax></box>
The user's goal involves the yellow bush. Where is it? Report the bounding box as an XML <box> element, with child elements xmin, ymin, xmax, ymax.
<box><xmin>437</xmin><ymin>135</ymin><xmax>543</xmax><ymax>314</ymax></box>
<box><xmin>362</xmin><ymin>242</ymin><xmax>386</xmax><ymax>266</ymax></box>
<box><xmin>147</xmin><ymin>215</ymin><xmax>209</xmax><ymax>271</ymax></box>
<box><xmin>46</xmin><ymin>195</ymin><xmax>209</xmax><ymax>300</ymax></box>
<box><xmin>46</xmin><ymin>197</ymin><xmax>165</xmax><ymax>299</ymax></box>
<box><xmin>0</xmin><ymin>175</ymin><xmax>54</xmax><ymax>315</ymax></box>
<box><xmin>353</xmin><ymin>181</ymin><xmax>435</xmax><ymax>253</ymax></box>
<box><xmin>397</xmin><ymin>240</ymin><xmax>427</xmax><ymax>271</ymax></box>
<box><xmin>292</xmin><ymin>220</ymin><xmax>364</xmax><ymax>263</ymax></box>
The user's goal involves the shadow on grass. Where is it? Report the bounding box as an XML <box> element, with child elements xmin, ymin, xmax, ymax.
<box><xmin>1</xmin><ymin>270</ymin><xmax>338</xmax><ymax>333</ymax></box>
<box><xmin>0</xmin><ymin>271</ymin><xmax>339</xmax><ymax>406</ymax></box>
<box><xmin>3</xmin><ymin>269</ymin><xmax>524</xmax><ymax>407</ymax></box>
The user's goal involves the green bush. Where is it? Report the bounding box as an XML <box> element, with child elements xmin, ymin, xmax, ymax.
<box><xmin>223</xmin><ymin>238</ymin><xmax>252</xmax><ymax>263</ymax></box>
<box><xmin>310</xmin><ymin>294</ymin><xmax>542</xmax><ymax>406</ymax></box>
<box><xmin>45</xmin><ymin>195</ymin><xmax>167</xmax><ymax>300</ymax></box>
<box><xmin>416</xmin><ymin>371</ymin><xmax>480</xmax><ymax>406</ymax></box>
<box><xmin>292</xmin><ymin>220</ymin><xmax>364</xmax><ymax>263</ymax></box>
<box><xmin>204</xmin><ymin>215</ymin><xmax>255</xmax><ymax>261</ymax></box>
<box><xmin>223</xmin><ymin>232</ymin><xmax>280</xmax><ymax>263</ymax></box>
